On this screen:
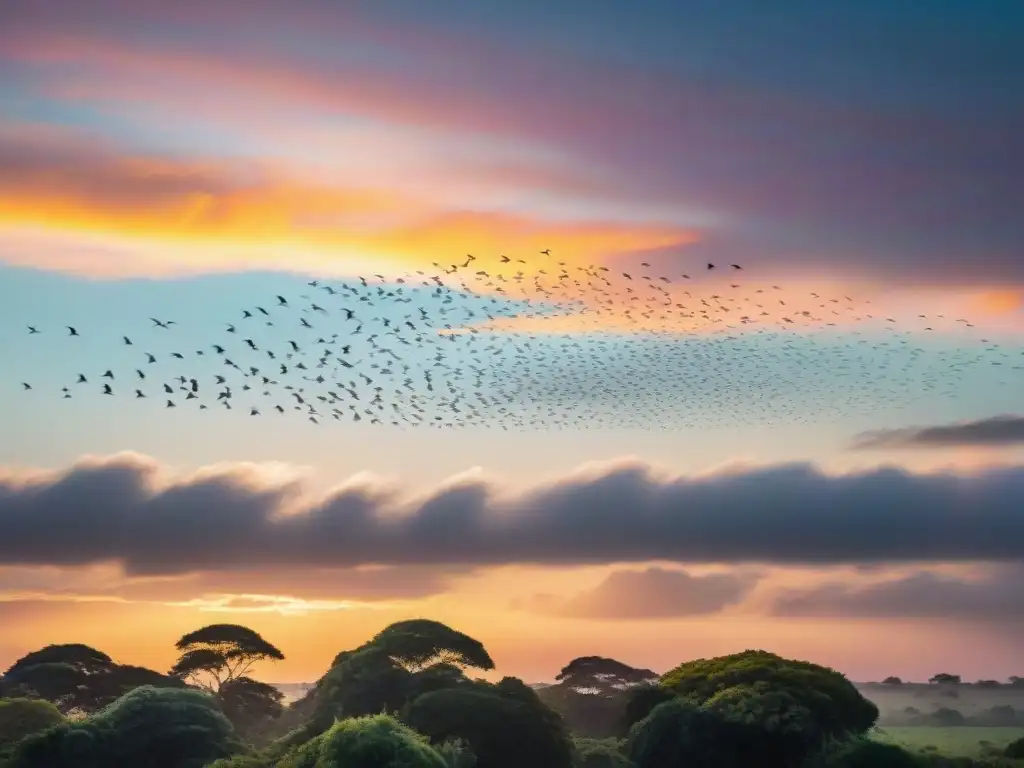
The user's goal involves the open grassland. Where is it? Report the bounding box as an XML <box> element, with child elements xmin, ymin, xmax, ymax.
<box><xmin>873</xmin><ymin>726</ymin><xmax>1024</xmax><ymax>757</ymax></box>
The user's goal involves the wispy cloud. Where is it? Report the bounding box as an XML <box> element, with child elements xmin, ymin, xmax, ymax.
<box><xmin>1</xmin><ymin>2</ymin><xmax>1021</xmax><ymax>286</ymax></box>
<box><xmin>852</xmin><ymin>415</ymin><xmax>1024</xmax><ymax>450</ymax></box>
<box><xmin>514</xmin><ymin>566</ymin><xmax>759</xmax><ymax>620</ymax></box>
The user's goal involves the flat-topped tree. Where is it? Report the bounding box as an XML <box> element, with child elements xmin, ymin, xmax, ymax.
<box><xmin>369</xmin><ymin>619</ymin><xmax>495</xmax><ymax>672</ymax></box>
<box><xmin>171</xmin><ymin>624</ymin><xmax>284</xmax><ymax>693</ymax></box>
<box><xmin>555</xmin><ymin>656</ymin><xmax>659</xmax><ymax>694</ymax></box>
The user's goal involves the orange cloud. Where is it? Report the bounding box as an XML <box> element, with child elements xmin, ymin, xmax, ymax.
<box><xmin>0</xmin><ymin>127</ymin><xmax>694</xmax><ymax>279</ymax></box>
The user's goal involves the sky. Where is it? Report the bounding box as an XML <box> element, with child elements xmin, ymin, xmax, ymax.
<box><xmin>1</xmin><ymin>0</ymin><xmax>1024</xmax><ymax>686</ymax></box>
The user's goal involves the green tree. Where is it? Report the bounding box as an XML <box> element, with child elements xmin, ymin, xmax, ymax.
<box><xmin>218</xmin><ymin>677</ymin><xmax>286</xmax><ymax>744</ymax></box>
<box><xmin>369</xmin><ymin>620</ymin><xmax>496</xmax><ymax>672</ymax></box>
<box><xmin>171</xmin><ymin>624</ymin><xmax>285</xmax><ymax>693</ymax></box>
<box><xmin>620</xmin><ymin>684</ymin><xmax>675</xmax><ymax>734</ymax></box>
<box><xmin>572</xmin><ymin>737</ymin><xmax>634</xmax><ymax>768</ymax></box>
<box><xmin>626</xmin><ymin>698</ymin><xmax>739</xmax><ymax>768</ymax></box>
<box><xmin>704</xmin><ymin>682</ymin><xmax>823</xmax><ymax>767</ymax></box>
<box><xmin>10</xmin><ymin>685</ymin><xmax>241</xmax><ymax>768</ymax></box>
<box><xmin>0</xmin><ymin>644</ymin><xmax>182</xmax><ymax>715</ymax></box>
<box><xmin>278</xmin><ymin>714</ymin><xmax>447</xmax><ymax>768</ymax></box>
<box><xmin>1005</xmin><ymin>736</ymin><xmax>1024</xmax><ymax>759</ymax></box>
<box><xmin>404</xmin><ymin>677</ymin><xmax>574</xmax><ymax>768</ymax></box>
<box><xmin>0</xmin><ymin>699</ymin><xmax>65</xmax><ymax>761</ymax></box>
<box><xmin>660</xmin><ymin>650</ymin><xmax>878</xmax><ymax>739</ymax></box>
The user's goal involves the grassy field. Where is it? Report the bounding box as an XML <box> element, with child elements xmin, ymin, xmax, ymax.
<box><xmin>873</xmin><ymin>726</ymin><xmax>1024</xmax><ymax>757</ymax></box>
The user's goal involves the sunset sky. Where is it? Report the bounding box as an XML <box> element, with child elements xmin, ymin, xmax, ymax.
<box><xmin>2</xmin><ymin>0</ymin><xmax>1024</xmax><ymax>687</ymax></box>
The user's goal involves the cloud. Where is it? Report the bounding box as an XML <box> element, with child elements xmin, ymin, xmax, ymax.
<box><xmin>771</xmin><ymin>566</ymin><xmax>1024</xmax><ymax>622</ymax></box>
<box><xmin>2</xmin><ymin>2</ymin><xmax>1021</xmax><ymax>286</ymax></box>
<box><xmin>516</xmin><ymin>567</ymin><xmax>758</xmax><ymax>620</ymax></box>
<box><xmin>852</xmin><ymin>416</ymin><xmax>1024</xmax><ymax>450</ymax></box>
<box><xmin>0</xmin><ymin>124</ymin><xmax>690</xmax><ymax>278</ymax></box>
<box><xmin>3</xmin><ymin>453</ymin><xmax>1024</xmax><ymax>573</ymax></box>
<box><xmin>0</xmin><ymin>563</ymin><xmax>457</xmax><ymax>605</ymax></box>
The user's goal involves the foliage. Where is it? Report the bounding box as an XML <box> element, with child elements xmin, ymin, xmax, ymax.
<box><xmin>0</xmin><ymin>644</ymin><xmax>182</xmax><ymax>715</ymax></box>
<box><xmin>660</xmin><ymin>649</ymin><xmax>879</xmax><ymax>738</ymax></box>
<box><xmin>436</xmin><ymin>738</ymin><xmax>477</xmax><ymax>768</ymax></box>
<box><xmin>276</xmin><ymin>714</ymin><xmax>447</xmax><ymax>768</ymax></box>
<box><xmin>620</xmin><ymin>683</ymin><xmax>676</xmax><ymax>734</ymax></box>
<box><xmin>219</xmin><ymin>676</ymin><xmax>286</xmax><ymax>743</ymax></box>
<box><xmin>0</xmin><ymin>699</ymin><xmax>65</xmax><ymax>760</ymax></box>
<box><xmin>931</xmin><ymin>675</ymin><xmax>964</xmax><ymax>686</ymax></box>
<box><xmin>309</xmin><ymin>620</ymin><xmax>489</xmax><ymax>731</ymax></box>
<box><xmin>626</xmin><ymin>698</ymin><xmax>739</xmax><ymax>768</ymax></box>
<box><xmin>207</xmin><ymin>757</ymin><xmax>274</xmax><ymax>768</ymax></box>
<box><xmin>404</xmin><ymin>677</ymin><xmax>574</xmax><ymax>768</ymax></box>
<box><xmin>9</xmin><ymin>685</ymin><xmax>241</xmax><ymax>768</ymax></box>
<box><xmin>541</xmin><ymin>657</ymin><xmax>660</xmax><ymax>740</ymax></box>
<box><xmin>572</xmin><ymin>737</ymin><xmax>633</xmax><ymax>768</ymax></box>
<box><xmin>1005</xmin><ymin>736</ymin><xmax>1024</xmax><ymax>759</ymax></box>
<box><xmin>370</xmin><ymin>620</ymin><xmax>496</xmax><ymax>672</ymax></box>
<box><xmin>556</xmin><ymin>658</ymin><xmax>658</xmax><ymax>695</ymax></box>
<box><xmin>171</xmin><ymin>624</ymin><xmax>285</xmax><ymax>692</ymax></box>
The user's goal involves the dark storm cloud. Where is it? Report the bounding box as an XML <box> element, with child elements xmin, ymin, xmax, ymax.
<box><xmin>517</xmin><ymin>567</ymin><xmax>758</xmax><ymax>620</ymax></box>
<box><xmin>772</xmin><ymin>566</ymin><xmax>1024</xmax><ymax>622</ymax></box>
<box><xmin>2</xmin><ymin>453</ymin><xmax>1024</xmax><ymax>573</ymax></box>
<box><xmin>852</xmin><ymin>415</ymin><xmax>1024</xmax><ymax>450</ymax></box>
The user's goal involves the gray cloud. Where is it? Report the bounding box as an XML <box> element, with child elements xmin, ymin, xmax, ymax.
<box><xmin>3</xmin><ymin>452</ymin><xmax>1024</xmax><ymax>573</ymax></box>
<box><xmin>852</xmin><ymin>415</ymin><xmax>1024</xmax><ymax>450</ymax></box>
<box><xmin>772</xmin><ymin>566</ymin><xmax>1024</xmax><ymax>622</ymax></box>
<box><xmin>517</xmin><ymin>567</ymin><xmax>757</xmax><ymax>620</ymax></box>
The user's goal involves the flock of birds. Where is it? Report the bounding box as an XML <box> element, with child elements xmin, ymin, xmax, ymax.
<box><xmin>13</xmin><ymin>251</ymin><xmax>1023</xmax><ymax>431</ymax></box>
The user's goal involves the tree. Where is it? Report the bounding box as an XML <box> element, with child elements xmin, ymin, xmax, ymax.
<box><xmin>1010</xmin><ymin>676</ymin><xmax>1024</xmax><ymax>687</ymax></box>
<box><xmin>556</xmin><ymin>658</ymin><xmax>659</xmax><ymax>695</ymax></box>
<box><xmin>621</xmin><ymin>684</ymin><xmax>675</xmax><ymax>734</ymax></box>
<box><xmin>404</xmin><ymin>677</ymin><xmax>574</xmax><ymax>768</ymax></box>
<box><xmin>541</xmin><ymin>657</ymin><xmax>660</xmax><ymax>740</ymax></box>
<box><xmin>9</xmin><ymin>685</ymin><xmax>241</xmax><ymax>768</ymax></box>
<box><xmin>704</xmin><ymin>683</ymin><xmax>823</xmax><ymax>767</ymax></box>
<box><xmin>171</xmin><ymin>624</ymin><xmax>284</xmax><ymax>693</ymax></box>
<box><xmin>572</xmin><ymin>737</ymin><xmax>633</xmax><ymax>768</ymax></box>
<box><xmin>928</xmin><ymin>673</ymin><xmax>961</xmax><ymax>685</ymax></box>
<box><xmin>369</xmin><ymin>619</ymin><xmax>496</xmax><ymax>672</ymax></box>
<box><xmin>626</xmin><ymin>698</ymin><xmax>738</xmax><ymax>768</ymax></box>
<box><xmin>1006</xmin><ymin>736</ymin><xmax>1024</xmax><ymax>759</ymax></box>
<box><xmin>660</xmin><ymin>650</ymin><xmax>878</xmax><ymax>739</ymax></box>
<box><xmin>277</xmin><ymin>714</ymin><xmax>447</xmax><ymax>768</ymax></box>
<box><xmin>881</xmin><ymin>676</ymin><xmax>903</xmax><ymax>685</ymax></box>
<box><xmin>309</xmin><ymin>620</ymin><xmax>490</xmax><ymax>731</ymax></box>
<box><xmin>1</xmin><ymin>644</ymin><xmax>182</xmax><ymax>715</ymax></box>
<box><xmin>0</xmin><ymin>699</ymin><xmax>65</xmax><ymax>761</ymax></box>
<box><xmin>218</xmin><ymin>677</ymin><xmax>285</xmax><ymax>743</ymax></box>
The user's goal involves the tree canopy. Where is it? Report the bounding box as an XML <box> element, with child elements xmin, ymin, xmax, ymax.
<box><xmin>9</xmin><ymin>685</ymin><xmax>241</xmax><ymax>768</ymax></box>
<box><xmin>0</xmin><ymin>643</ymin><xmax>183</xmax><ymax>714</ymax></box>
<box><xmin>0</xmin><ymin>698</ymin><xmax>66</xmax><ymax>761</ymax></box>
<box><xmin>404</xmin><ymin>677</ymin><xmax>573</xmax><ymax>768</ymax></box>
<box><xmin>277</xmin><ymin>714</ymin><xmax>446</xmax><ymax>768</ymax></box>
<box><xmin>369</xmin><ymin>619</ymin><xmax>496</xmax><ymax>672</ymax></box>
<box><xmin>555</xmin><ymin>657</ymin><xmax>658</xmax><ymax>695</ymax></box>
<box><xmin>171</xmin><ymin>624</ymin><xmax>285</xmax><ymax>693</ymax></box>
<box><xmin>659</xmin><ymin>649</ymin><xmax>878</xmax><ymax>739</ymax></box>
